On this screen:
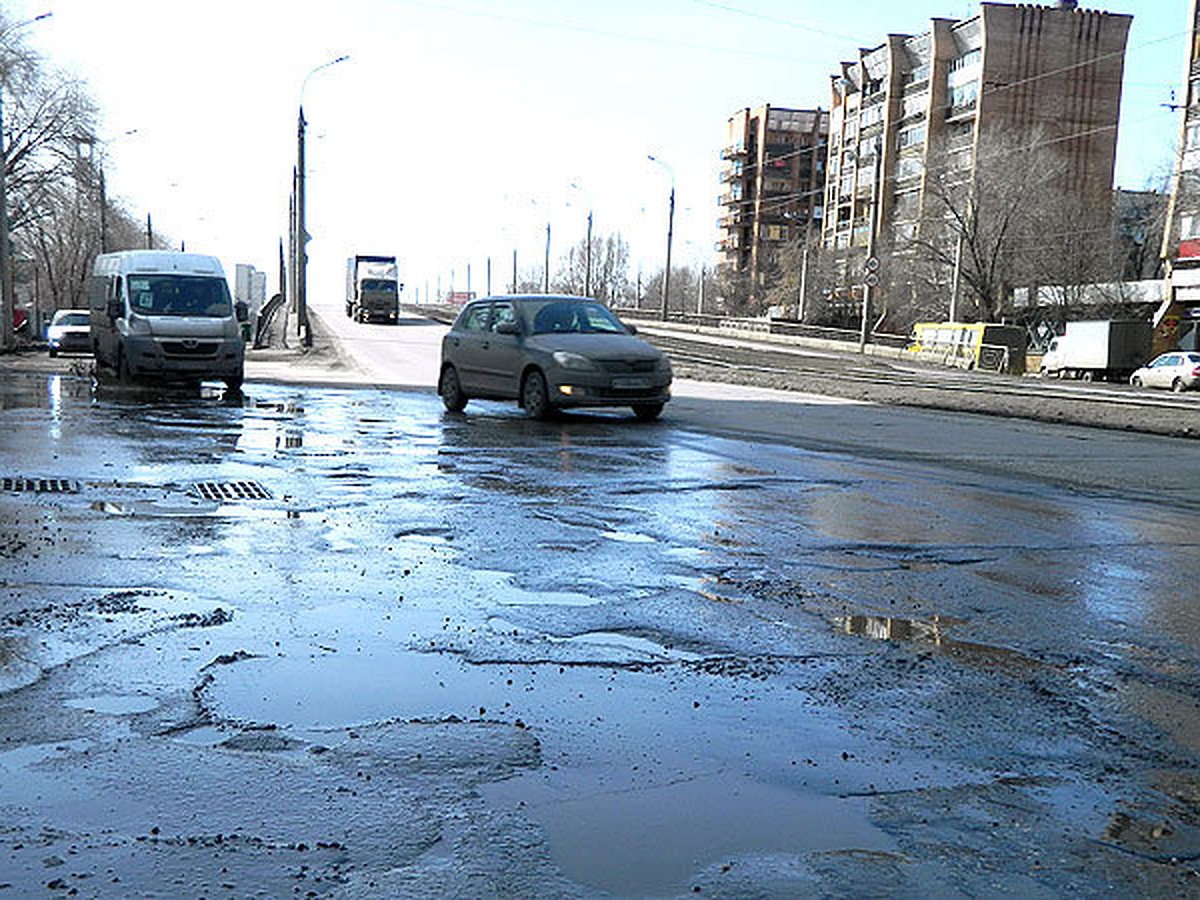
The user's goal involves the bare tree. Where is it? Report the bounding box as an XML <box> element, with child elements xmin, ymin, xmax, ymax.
<box><xmin>908</xmin><ymin>129</ymin><xmax>1073</xmax><ymax>322</ymax></box>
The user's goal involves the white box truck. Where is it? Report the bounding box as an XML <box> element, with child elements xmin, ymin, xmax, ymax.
<box><xmin>345</xmin><ymin>255</ymin><xmax>401</xmax><ymax>323</ymax></box>
<box><xmin>89</xmin><ymin>251</ymin><xmax>246</xmax><ymax>390</ymax></box>
<box><xmin>1039</xmin><ymin>320</ymin><xmax>1152</xmax><ymax>383</ymax></box>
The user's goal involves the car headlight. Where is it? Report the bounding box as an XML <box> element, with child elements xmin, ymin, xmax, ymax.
<box><xmin>126</xmin><ymin>314</ymin><xmax>152</xmax><ymax>335</ymax></box>
<box><xmin>552</xmin><ymin>351</ymin><xmax>599</xmax><ymax>371</ymax></box>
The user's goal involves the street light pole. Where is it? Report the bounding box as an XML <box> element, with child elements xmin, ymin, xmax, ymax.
<box><xmin>295</xmin><ymin>54</ymin><xmax>348</xmax><ymax>348</ymax></box>
<box><xmin>648</xmin><ymin>155</ymin><xmax>674</xmax><ymax>322</ymax></box>
<box><xmin>0</xmin><ymin>12</ymin><xmax>52</xmax><ymax>353</ymax></box>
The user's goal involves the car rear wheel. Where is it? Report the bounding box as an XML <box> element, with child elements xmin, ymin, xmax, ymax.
<box><xmin>521</xmin><ymin>370</ymin><xmax>552</xmax><ymax>419</ymax></box>
<box><xmin>1172</xmin><ymin>377</ymin><xmax>1187</xmax><ymax>393</ymax></box>
<box><xmin>439</xmin><ymin>365</ymin><xmax>467</xmax><ymax>412</ymax></box>
<box><xmin>632</xmin><ymin>402</ymin><xmax>664</xmax><ymax>421</ymax></box>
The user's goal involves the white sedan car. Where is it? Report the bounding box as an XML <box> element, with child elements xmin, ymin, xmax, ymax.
<box><xmin>1129</xmin><ymin>352</ymin><xmax>1200</xmax><ymax>392</ymax></box>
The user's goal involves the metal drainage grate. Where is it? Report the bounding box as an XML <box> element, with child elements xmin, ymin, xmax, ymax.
<box><xmin>191</xmin><ymin>481</ymin><xmax>273</xmax><ymax>502</ymax></box>
<box><xmin>2</xmin><ymin>477</ymin><xmax>80</xmax><ymax>494</ymax></box>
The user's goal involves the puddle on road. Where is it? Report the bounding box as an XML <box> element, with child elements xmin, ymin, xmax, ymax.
<box><xmin>600</xmin><ymin>530</ymin><xmax>656</xmax><ymax>544</ymax></box>
<box><xmin>835</xmin><ymin>613</ymin><xmax>1044</xmax><ymax>671</ymax></box>
<box><xmin>63</xmin><ymin>694</ymin><xmax>159</xmax><ymax>715</ymax></box>
<box><xmin>482</xmin><ymin>770</ymin><xmax>895</xmax><ymax>896</ymax></box>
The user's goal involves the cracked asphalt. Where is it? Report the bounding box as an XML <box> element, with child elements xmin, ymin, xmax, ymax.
<box><xmin>0</xmin><ymin>327</ymin><xmax>1199</xmax><ymax>896</ymax></box>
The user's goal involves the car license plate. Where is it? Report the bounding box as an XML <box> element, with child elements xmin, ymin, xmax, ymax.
<box><xmin>612</xmin><ymin>376</ymin><xmax>650</xmax><ymax>389</ymax></box>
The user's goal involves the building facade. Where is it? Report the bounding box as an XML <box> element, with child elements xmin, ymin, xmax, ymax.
<box><xmin>1160</xmin><ymin>0</ymin><xmax>1200</xmax><ymax>351</ymax></box>
<box><xmin>821</xmin><ymin>2</ymin><xmax>1131</xmax><ymax>257</ymax></box>
<box><xmin>717</xmin><ymin>105</ymin><xmax>828</xmax><ymax>289</ymax></box>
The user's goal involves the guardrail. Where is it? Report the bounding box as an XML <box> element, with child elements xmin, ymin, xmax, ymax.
<box><xmin>400</xmin><ymin>303</ymin><xmax>911</xmax><ymax>352</ymax></box>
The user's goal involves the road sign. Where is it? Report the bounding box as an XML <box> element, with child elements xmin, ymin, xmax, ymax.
<box><xmin>865</xmin><ymin>273</ymin><xmax>880</xmax><ymax>288</ymax></box>
<box><xmin>865</xmin><ymin>256</ymin><xmax>880</xmax><ymax>272</ymax></box>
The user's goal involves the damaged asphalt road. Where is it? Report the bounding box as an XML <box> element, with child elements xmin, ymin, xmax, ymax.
<box><xmin>1</xmin><ymin>368</ymin><xmax>1199</xmax><ymax>897</ymax></box>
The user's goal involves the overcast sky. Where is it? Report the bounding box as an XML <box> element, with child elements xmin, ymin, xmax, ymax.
<box><xmin>7</xmin><ymin>0</ymin><xmax>1189</xmax><ymax>304</ymax></box>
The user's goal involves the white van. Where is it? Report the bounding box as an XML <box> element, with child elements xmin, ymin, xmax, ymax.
<box><xmin>89</xmin><ymin>251</ymin><xmax>246</xmax><ymax>390</ymax></box>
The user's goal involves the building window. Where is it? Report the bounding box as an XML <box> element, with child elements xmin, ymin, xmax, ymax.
<box><xmin>898</xmin><ymin>124</ymin><xmax>926</xmax><ymax>149</ymax></box>
<box><xmin>901</xmin><ymin>92</ymin><xmax>928</xmax><ymax>120</ymax></box>
<box><xmin>949</xmin><ymin>49</ymin><xmax>981</xmax><ymax>73</ymax></box>
<box><xmin>896</xmin><ymin>156</ymin><xmax>924</xmax><ymax>182</ymax></box>
<box><xmin>948</xmin><ymin>80</ymin><xmax>979</xmax><ymax>110</ymax></box>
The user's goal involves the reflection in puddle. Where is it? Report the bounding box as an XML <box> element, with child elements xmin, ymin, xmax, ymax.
<box><xmin>483</xmin><ymin>771</ymin><xmax>895</xmax><ymax>896</ymax></box>
<box><xmin>836</xmin><ymin>614</ymin><xmax>1042</xmax><ymax>671</ymax></box>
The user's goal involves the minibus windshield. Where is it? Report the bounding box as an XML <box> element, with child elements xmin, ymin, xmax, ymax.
<box><xmin>127</xmin><ymin>274</ymin><xmax>233</xmax><ymax>317</ymax></box>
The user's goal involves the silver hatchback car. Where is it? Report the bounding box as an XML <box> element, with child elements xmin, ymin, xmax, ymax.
<box><xmin>438</xmin><ymin>295</ymin><xmax>672</xmax><ymax>420</ymax></box>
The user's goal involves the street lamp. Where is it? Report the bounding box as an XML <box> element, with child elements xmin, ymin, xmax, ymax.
<box><xmin>568</xmin><ymin>181</ymin><xmax>593</xmax><ymax>298</ymax></box>
<box><xmin>75</xmin><ymin>128</ymin><xmax>138</xmax><ymax>254</ymax></box>
<box><xmin>0</xmin><ymin>11</ymin><xmax>51</xmax><ymax>352</ymax></box>
<box><xmin>647</xmin><ymin>154</ymin><xmax>675</xmax><ymax>322</ymax></box>
<box><xmin>294</xmin><ymin>53</ymin><xmax>348</xmax><ymax>348</ymax></box>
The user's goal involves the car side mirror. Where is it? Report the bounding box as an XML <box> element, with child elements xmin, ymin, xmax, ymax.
<box><xmin>624</xmin><ymin>322</ymin><xmax>638</xmax><ymax>335</ymax></box>
<box><xmin>106</xmin><ymin>298</ymin><xmax>124</xmax><ymax>320</ymax></box>
<box><xmin>235</xmin><ymin>301</ymin><xmax>249</xmax><ymax>323</ymax></box>
<box><xmin>495</xmin><ymin>320</ymin><xmax>520</xmax><ymax>335</ymax></box>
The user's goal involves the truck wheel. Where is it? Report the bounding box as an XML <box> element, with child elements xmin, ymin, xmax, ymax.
<box><xmin>1081</xmin><ymin>370</ymin><xmax>1094</xmax><ymax>383</ymax></box>
<box><xmin>117</xmin><ymin>349</ymin><xmax>134</xmax><ymax>385</ymax></box>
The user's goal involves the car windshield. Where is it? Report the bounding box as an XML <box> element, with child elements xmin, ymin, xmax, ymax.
<box><xmin>127</xmin><ymin>275</ymin><xmax>233</xmax><ymax>318</ymax></box>
<box><xmin>525</xmin><ymin>300</ymin><xmax>626</xmax><ymax>336</ymax></box>
<box><xmin>361</xmin><ymin>279</ymin><xmax>396</xmax><ymax>293</ymax></box>
<box><xmin>56</xmin><ymin>313</ymin><xmax>89</xmax><ymax>327</ymax></box>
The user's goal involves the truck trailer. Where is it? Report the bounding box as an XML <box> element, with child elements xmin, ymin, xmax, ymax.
<box><xmin>345</xmin><ymin>255</ymin><xmax>401</xmax><ymax>323</ymax></box>
<box><xmin>1039</xmin><ymin>319</ymin><xmax>1152</xmax><ymax>382</ymax></box>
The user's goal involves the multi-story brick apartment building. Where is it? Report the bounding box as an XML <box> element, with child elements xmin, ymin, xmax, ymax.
<box><xmin>1160</xmin><ymin>0</ymin><xmax>1200</xmax><ymax>351</ymax></box>
<box><xmin>717</xmin><ymin>105</ymin><xmax>828</xmax><ymax>291</ymax></box>
<box><xmin>821</xmin><ymin>1</ymin><xmax>1131</xmax><ymax>263</ymax></box>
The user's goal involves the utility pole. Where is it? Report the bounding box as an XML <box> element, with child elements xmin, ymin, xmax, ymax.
<box><xmin>860</xmin><ymin>140</ymin><xmax>883</xmax><ymax>353</ymax></box>
<box><xmin>146</xmin><ymin>213</ymin><xmax>153</xmax><ymax>249</ymax></box>
<box><xmin>512</xmin><ymin>249</ymin><xmax>518</xmax><ymax>294</ymax></box>
<box><xmin>798</xmin><ymin>243</ymin><xmax>809</xmax><ymax>321</ymax></box>
<box><xmin>543</xmin><ymin>222</ymin><xmax>551</xmax><ymax>294</ymax></box>
<box><xmin>486</xmin><ymin>257</ymin><xmax>491</xmax><ymax>296</ymax></box>
<box><xmin>585</xmin><ymin>210</ymin><xmax>593</xmax><ymax>298</ymax></box>
<box><xmin>950</xmin><ymin>234</ymin><xmax>963</xmax><ymax>322</ymax></box>
<box><xmin>648</xmin><ymin>155</ymin><xmax>675</xmax><ymax>322</ymax></box>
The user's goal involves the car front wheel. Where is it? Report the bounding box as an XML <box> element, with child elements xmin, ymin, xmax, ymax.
<box><xmin>439</xmin><ymin>365</ymin><xmax>467</xmax><ymax>412</ymax></box>
<box><xmin>1131</xmin><ymin>376</ymin><xmax>1143</xmax><ymax>387</ymax></box>
<box><xmin>521</xmin><ymin>369</ymin><xmax>552</xmax><ymax>419</ymax></box>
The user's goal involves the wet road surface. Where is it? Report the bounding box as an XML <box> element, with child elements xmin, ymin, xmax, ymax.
<box><xmin>1</xmin><ymin>369</ymin><xmax>1199</xmax><ymax>896</ymax></box>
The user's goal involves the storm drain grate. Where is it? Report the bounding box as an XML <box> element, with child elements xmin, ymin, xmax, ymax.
<box><xmin>2</xmin><ymin>477</ymin><xmax>80</xmax><ymax>494</ymax></box>
<box><xmin>191</xmin><ymin>481</ymin><xmax>273</xmax><ymax>502</ymax></box>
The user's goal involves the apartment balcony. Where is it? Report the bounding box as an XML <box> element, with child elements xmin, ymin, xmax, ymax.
<box><xmin>945</xmin><ymin>100</ymin><xmax>978</xmax><ymax>124</ymax></box>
